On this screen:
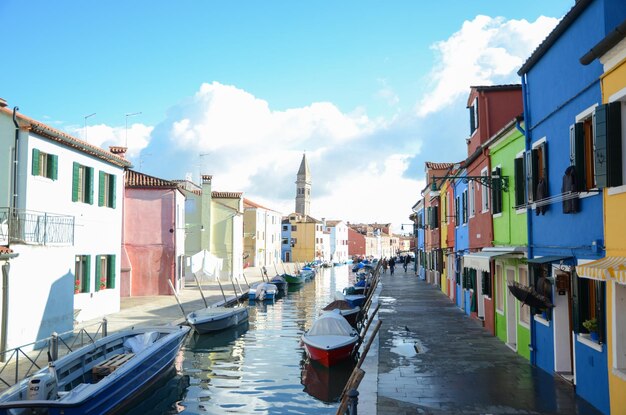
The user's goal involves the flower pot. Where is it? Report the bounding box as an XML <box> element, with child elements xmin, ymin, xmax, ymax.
<box><xmin>590</xmin><ymin>331</ymin><xmax>599</xmax><ymax>342</ymax></box>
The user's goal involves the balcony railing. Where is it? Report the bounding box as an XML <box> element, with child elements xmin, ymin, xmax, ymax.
<box><xmin>0</xmin><ymin>207</ymin><xmax>74</xmax><ymax>246</ymax></box>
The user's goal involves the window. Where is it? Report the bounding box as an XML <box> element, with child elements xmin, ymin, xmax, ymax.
<box><xmin>468</xmin><ymin>182</ymin><xmax>475</xmax><ymax>218</ymax></box>
<box><xmin>74</xmin><ymin>255</ymin><xmax>91</xmax><ymax>293</ymax></box>
<box><xmin>290</xmin><ymin>238</ymin><xmax>297</xmax><ymax>246</ymax></box>
<box><xmin>442</xmin><ymin>194</ymin><xmax>447</xmax><ymax>224</ymax></box>
<box><xmin>526</xmin><ymin>141</ymin><xmax>548</xmax><ymax>202</ymax></box>
<box><xmin>469</xmin><ymin>97</ymin><xmax>479</xmax><ymax>135</ymax></box>
<box><xmin>491</xmin><ymin>167</ymin><xmax>503</xmax><ymax>215</ymax></box>
<box><xmin>291</xmin><ymin>225</ymin><xmax>297</xmax><ymax>232</ymax></box>
<box><xmin>282</xmin><ymin>238</ymin><xmax>288</xmax><ymax>245</ymax></box>
<box><xmin>72</xmin><ymin>163</ymin><xmax>94</xmax><ymax>204</ymax></box>
<box><xmin>519</xmin><ymin>267</ymin><xmax>530</xmax><ymax>325</ymax></box>
<box><xmin>594</xmin><ymin>101</ymin><xmax>623</xmax><ymax>188</ymax></box>
<box><xmin>573</xmin><ymin>272</ymin><xmax>605</xmax><ymax>343</ymax></box>
<box><xmin>98</xmin><ymin>172</ymin><xmax>116</xmax><ymax>208</ymax></box>
<box><xmin>481</xmin><ymin>168</ymin><xmax>489</xmax><ymax>211</ymax></box>
<box><xmin>570</xmin><ymin>114</ymin><xmax>596</xmax><ymax>191</ymax></box>
<box><xmin>496</xmin><ymin>264</ymin><xmax>503</xmax><ymax>313</ymax></box>
<box><xmin>282</xmin><ymin>225</ymin><xmax>288</xmax><ymax>231</ymax></box>
<box><xmin>615</xmin><ymin>283</ymin><xmax>626</xmax><ymax>372</ymax></box>
<box><xmin>455</xmin><ymin>197</ymin><xmax>460</xmax><ymax>226</ymax></box>
<box><xmin>514</xmin><ymin>155</ymin><xmax>526</xmax><ymax>207</ymax></box>
<box><xmin>462</xmin><ymin>190</ymin><xmax>468</xmax><ymax>224</ymax></box>
<box><xmin>31</xmin><ymin>149</ymin><xmax>58</xmax><ymax>180</ymax></box>
<box><xmin>481</xmin><ymin>271</ymin><xmax>491</xmax><ymax>297</ymax></box>
<box><xmin>95</xmin><ymin>254</ymin><xmax>116</xmax><ymax>290</ymax></box>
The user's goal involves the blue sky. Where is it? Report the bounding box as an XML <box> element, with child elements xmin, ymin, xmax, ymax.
<box><xmin>0</xmin><ymin>0</ymin><xmax>574</xmax><ymax>230</ymax></box>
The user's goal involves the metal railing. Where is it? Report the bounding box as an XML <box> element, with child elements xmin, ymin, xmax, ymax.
<box><xmin>0</xmin><ymin>207</ymin><xmax>74</xmax><ymax>246</ymax></box>
<box><xmin>0</xmin><ymin>319</ymin><xmax>107</xmax><ymax>389</ymax></box>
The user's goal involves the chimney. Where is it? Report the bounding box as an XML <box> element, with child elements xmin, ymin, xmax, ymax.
<box><xmin>0</xmin><ymin>98</ymin><xmax>7</xmax><ymax>108</ymax></box>
<box><xmin>109</xmin><ymin>146</ymin><xmax>128</xmax><ymax>158</ymax></box>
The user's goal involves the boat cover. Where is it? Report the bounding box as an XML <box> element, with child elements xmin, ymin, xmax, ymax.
<box><xmin>322</xmin><ymin>300</ymin><xmax>352</xmax><ymax>311</ymax></box>
<box><xmin>308</xmin><ymin>311</ymin><xmax>355</xmax><ymax>336</ymax></box>
<box><xmin>123</xmin><ymin>332</ymin><xmax>158</xmax><ymax>354</ymax></box>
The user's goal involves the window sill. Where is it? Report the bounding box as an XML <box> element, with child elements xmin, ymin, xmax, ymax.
<box><xmin>496</xmin><ymin>308</ymin><xmax>504</xmax><ymax>316</ymax></box>
<box><xmin>607</xmin><ymin>185</ymin><xmax>626</xmax><ymax>196</ymax></box>
<box><xmin>515</xmin><ymin>208</ymin><xmax>526</xmax><ymax>215</ymax></box>
<box><xmin>578</xmin><ymin>190</ymin><xmax>601</xmax><ymax>199</ymax></box>
<box><xmin>577</xmin><ymin>334</ymin><xmax>603</xmax><ymax>352</ymax></box>
<box><xmin>519</xmin><ymin>320</ymin><xmax>531</xmax><ymax>329</ymax></box>
<box><xmin>493</xmin><ymin>213</ymin><xmax>503</xmax><ymax>218</ymax></box>
<box><xmin>612</xmin><ymin>368</ymin><xmax>626</xmax><ymax>382</ymax></box>
<box><xmin>534</xmin><ymin>315</ymin><xmax>550</xmax><ymax>327</ymax></box>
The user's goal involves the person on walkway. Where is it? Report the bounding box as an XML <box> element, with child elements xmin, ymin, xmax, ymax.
<box><xmin>388</xmin><ymin>256</ymin><xmax>396</xmax><ymax>276</ymax></box>
<box><xmin>403</xmin><ymin>255</ymin><xmax>410</xmax><ymax>272</ymax></box>
<box><xmin>382</xmin><ymin>258</ymin><xmax>388</xmax><ymax>274</ymax></box>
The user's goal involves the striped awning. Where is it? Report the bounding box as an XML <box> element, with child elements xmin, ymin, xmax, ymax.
<box><xmin>576</xmin><ymin>256</ymin><xmax>626</xmax><ymax>283</ymax></box>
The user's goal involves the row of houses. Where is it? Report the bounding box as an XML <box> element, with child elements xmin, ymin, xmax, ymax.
<box><xmin>411</xmin><ymin>1</ymin><xmax>626</xmax><ymax>413</ymax></box>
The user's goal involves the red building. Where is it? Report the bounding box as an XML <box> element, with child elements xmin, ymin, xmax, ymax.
<box><xmin>347</xmin><ymin>227</ymin><xmax>365</xmax><ymax>257</ymax></box>
<box><xmin>465</xmin><ymin>85</ymin><xmax>522</xmax><ymax>334</ymax></box>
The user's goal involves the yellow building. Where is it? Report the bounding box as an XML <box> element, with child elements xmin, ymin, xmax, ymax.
<box><xmin>286</xmin><ymin>213</ymin><xmax>324</xmax><ymax>263</ymax></box>
<box><xmin>578</xmin><ymin>30</ymin><xmax>626</xmax><ymax>414</ymax></box>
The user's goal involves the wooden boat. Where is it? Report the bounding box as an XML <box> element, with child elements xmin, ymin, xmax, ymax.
<box><xmin>322</xmin><ymin>300</ymin><xmax>360</xmax><ymax>328</ymax></box>
<box><xmin>0</xmin><ymin>326</ymin><xmax>190</xmax><ymax>415</ymax></box>
<box><xmin>302</xmin><ymin>311</ymin><xmax>359</xmax><ymax>367</ymax></box>
<box><xmin>343</xmin><ymin>294</ymin><xmax>366</xmax><ymax>308</ymax></box>
<box><xmin>248</xmin><ymin>283</ymin><xmax>278</xmax><ymax>301</ymax></box>
<box><xmin>282</xmin><ymin>273</ymin><xmax>305</xmax><ymax>285</ymax></box>
<box><xmin>269</xmin><ymin>275</ymin><xmax>287</xmax><ymax>291</ymax></box>
<box><xmin>187</xmin><ymin>306</ymin><xmax>249</xmax><ymax>334</ymax></box>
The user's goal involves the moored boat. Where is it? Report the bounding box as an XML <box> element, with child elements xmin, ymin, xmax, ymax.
<box><xmin>322</xmin><ymin>300</ymin><xmax>360</xmax><ymax>328</ymax></box>
<box><xmin>283</xmin><ymin>273</ymin><xmax>305</xmax><ymax>285</ymax></box>
<box><xmin>269</xmin><ymin>275</ymin><xmax>287</xmax><ymax>291</ymax></box>
<box><xmin>343</xmin><ymin>294</ymin><xmax>366</xmax><ymax>308</ymax></box>
<box><xmin>0</xmin><ymin>326</ymin><xmax>190</xmax><ymax>415</ymax></box>
<box><xmin>187</xmin><ymin>306</ymin><xmax>249</xmax><ymax>334</ymax></box>
<box><xmin>302</xmin><ymin>311</ymin><xmax>359</xmax><ymax>367</ymax></box>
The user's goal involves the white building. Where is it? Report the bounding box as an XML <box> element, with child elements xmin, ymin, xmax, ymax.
<box><xmin>325</xmin><ymin>220</ymin><xmax>349</xmax><ymax>264</ymax></box>
<box><xmin>243</xmin><ymin>198</ymin><xmax>282</xmax><ymax>268</ymax></box>
<box><xmin>0</xmin><ymin>103</ymin><xmax>130</xmax><ymax>349</ymax></box>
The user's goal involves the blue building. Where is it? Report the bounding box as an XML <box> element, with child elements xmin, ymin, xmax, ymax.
<box><xmin>280</xmin><ymin>218</ymin><xmax>292</xmax><ymax>262</ymax></box>
<box><xmin>518</xmin><ymin>1</ymin><xmax>626</xmax><ymax>412</ymax></box>
<box><xmin>412</xmin><ymin>199</ymin><xmax>425</xmax><ymax>280</ymax></box>
<box><xmin>453</xmin><ymin>170</ymin><xmax>469</xmax><ymax>312</ymax></box>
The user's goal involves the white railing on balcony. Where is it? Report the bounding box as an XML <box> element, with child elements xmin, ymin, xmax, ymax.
<box><xmin>0</xmin><ymin>208</ymin><xmax>74</xmax><ymax>246</ymax></box>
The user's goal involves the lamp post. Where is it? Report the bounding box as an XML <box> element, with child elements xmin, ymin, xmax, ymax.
<box><xmin>125</xmin><ymin>112</ymin><xmax>142</xmax><ymax>147</ymax></box>
<box><xmin>83</xmin><ymin>113</ymin><xmax>96</xmax><ymax>140</ymax></box>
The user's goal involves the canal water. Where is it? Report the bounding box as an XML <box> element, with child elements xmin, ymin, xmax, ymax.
<box><xmin>127</xmin><ymin>265</ymin><xmax>358</xmax><ymax>414</ymax></box>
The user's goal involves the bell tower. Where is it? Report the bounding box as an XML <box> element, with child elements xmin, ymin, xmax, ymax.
<box><xmin>295</xmin><ymin>153</ymin><xmax>311</xmax><ymax>215</ymax></box>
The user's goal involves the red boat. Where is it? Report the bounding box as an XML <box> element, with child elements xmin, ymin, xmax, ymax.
<box><xmin>302</xmin><ymin>311</ymin><xmax>359</xmax><ymax>367</ymax></box>
<box><xmin>322</xmin><ymin>300</ymin><xmax>360</xmax><ymax>328</ymax></box>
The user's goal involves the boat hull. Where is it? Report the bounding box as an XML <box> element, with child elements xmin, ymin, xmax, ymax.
<box><xmin>190</xmin><ymin>308</ymin><xmax>249</xmax><ymax>334</ymax></box>
<box><xmin>303</xmin><ymin>338</ymin><xmax>358</xmax><ymax>367</ymax></box>
<box><xmin>283</xmin><ymin>274</ymin><xmax>305</xmax><ymax>285</ymax></box>
<box><xmin>344</xmin><ymin>295</ymin><xmax>366</xmax><ymax>308</ymax></box>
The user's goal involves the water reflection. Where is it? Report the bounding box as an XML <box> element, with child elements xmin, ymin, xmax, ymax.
<box><xmin>129</xmin><ymin>266</ymin><xmax>356</xmax><ymax>414</ymax></box>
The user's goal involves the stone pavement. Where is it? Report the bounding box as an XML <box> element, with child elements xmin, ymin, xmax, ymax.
<box><xmin>376</xmin><ymin>267</ymin><xmax>602</xmax><ymax>415</ymax></box>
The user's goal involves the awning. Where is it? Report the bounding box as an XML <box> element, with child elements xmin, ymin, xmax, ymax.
<box><xmin>463</xmin><ymin>252</ymin><xmax>510</xmax><ymax>272</ymax></box>
<box><xmin>526</xmin><ymin>256</ymin><xmax>572</xmax><ymax>265</ymax></box>
<box><xmin>577</xmin><ymin>256</ymin><xmax>626</xmax><ymax>283</ymax></box>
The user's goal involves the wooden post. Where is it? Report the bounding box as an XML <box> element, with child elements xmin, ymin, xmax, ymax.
<box><xmin>167</xmin><ymin>279</ymin><xmax>187</xmax><ymax>319</ymax></box>
<box><xmin>193</xmin><ymin>273</ymin><xmax>208</xmax><ymax>308</ymax></box>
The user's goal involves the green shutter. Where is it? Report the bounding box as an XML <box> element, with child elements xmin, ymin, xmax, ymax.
<box><xmin>32</xmin><ymin>149</ymin><xmax>40</xmax><ymax>176</ymax></box>
<box><xmin>72</xmin><ymin>162</ymin><xmax>80</xmax><ymax>202</ymax></box>
<box><xmin>108</xmin><ymin>255</ymin><xmax>116</xmax><ymax>288</ymax></box>
<box><xmin>110</xmin><ymin>175</ymin><xmax>116</xmax><ymax>209</ymax></box>
<box><xmin>531</xmin><ymin>149</ymin><xmax>540</xmax><ymax>201</ymax></box>
<box><xmin>469</xmin><ymin>106</ymin><xmax>475</xmax><ymax>135</ymax></box>
<box><xmin>574</xmin><ymin>123</ymin><xmax>586</xmax><ymax>190</ymax></box>
<box><xmin>83</xmin><ymin>255</ymin><xmax>91</xmax><ymax>293</ymax></box>
<box><xmin>94</xmin><ymin>256</ymin><xmax>101</xmax><ymax>291</ymax></box>
<box><xmin>49</xmin><ymin>154</ymin><xmax>58</xmax><ymax>180</ymax></box>
<box><xmin>87</xmin><ymin>167</ymin><xmax>94</xmax><ymax>204</ymax></box>
<box><xmin>606</xmin><ymin>102</ymin><xmax>623</xmax><ymax>187</ymax></box>
<box><xmin>433</xmin><ymin>205</ymin><xmax>438</xmax><ymax>228</ymax></box>
<box><xmin>514</xmin><ymin>158</ymin><xmax>525</xmax><ymax>207</ymax></box>
<box><xmin>98</xmin><ymin>172</ymin><xmax>105</xmax><ymax>207</ymax></box>
<box><xmin>595</xmin><ymin>105</ymin><xmax>608</xmax><ymax>188</ymax></box>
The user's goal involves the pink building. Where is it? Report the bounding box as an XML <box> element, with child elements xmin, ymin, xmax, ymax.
<box><xmin>121</xmin><ymin>170</ymin><xmax>186</xmax><ymax>296</ymax></box>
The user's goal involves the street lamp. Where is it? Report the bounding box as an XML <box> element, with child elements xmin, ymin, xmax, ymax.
<box><xmin>125</xmin><ymin>112</ymin><xmax>142</xmax><ymax>147</ymax></box>
<box><xmin>83</xmin><ymin>113</ymin><xmax>96</xmax><ymax>140</ymax></box>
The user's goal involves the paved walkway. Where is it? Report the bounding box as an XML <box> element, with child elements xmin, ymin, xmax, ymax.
<box><xmin>376</xmin><ymin>268</ymin><xmax>602</xmax><ymax>415</ymax></box>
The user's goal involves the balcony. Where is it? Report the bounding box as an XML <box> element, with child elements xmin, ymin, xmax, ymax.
<box><xmin>0</xmin><ymin>208</ymin><xmax>74</xmax><ymax>246</ymax></box>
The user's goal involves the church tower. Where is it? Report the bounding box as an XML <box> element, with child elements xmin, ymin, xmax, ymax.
<box><xmin>295</xmin><ymin>153</ymin><xmax>311</xmax><ymax>216</ymax></box>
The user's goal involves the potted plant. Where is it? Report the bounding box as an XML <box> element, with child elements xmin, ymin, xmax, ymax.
<box><xmin>74</xmin><ymin>279</ymin><xmax>81</xmax><ymax>294</ymax></box>
<box><xmin>583</xmin><ymin>318</ymin><xmax>599</xmax><ymax>341</ymax></box>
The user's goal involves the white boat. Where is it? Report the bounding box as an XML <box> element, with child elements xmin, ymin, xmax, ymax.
<box><xmin>187</xmin><ymin>306</ymin><xmax>249</xmax><ymax>334</ymax></box>
<box><xmin>248</xmin><ymin>283</ymin><xmax>278</xmax><ymax>301</ymax></box>
<box><xmin>0</xmin><ymin>326</ymin><xmax>190</xmax><ymax>415</ymax></box>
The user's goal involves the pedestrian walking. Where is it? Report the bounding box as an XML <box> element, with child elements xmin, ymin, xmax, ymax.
<box><xmin>382</xmin><ymin>258</ymin><xmax>388</xmax><ymax>274</ymax></box>
<box><xmin>388</xmin><ymin>256</ymin><xmax>396</xmax><ymax>276</ymax></box>
<box><xmin>403</xmin><ymin>255</ymin><xmax>410</xmax><ymax>272</ymax></box>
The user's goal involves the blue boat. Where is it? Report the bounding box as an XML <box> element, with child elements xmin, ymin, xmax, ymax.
<box><xmin>0</xmin><ymin>325</ymin><xmax>190</xmax><ymax>415</ymax></box>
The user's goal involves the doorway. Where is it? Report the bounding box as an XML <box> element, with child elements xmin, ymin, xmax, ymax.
<box><xmin>506</xmin><ymin>268</ymin><xmax>517</xmax><ymax>350</ymax></box>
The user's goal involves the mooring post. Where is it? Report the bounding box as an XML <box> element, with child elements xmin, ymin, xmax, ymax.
<box><xmin>50</xmin><ymin>332</ymin><xmax>59</xmax><ymax>361</ymax></box>
<box><xmin>102</xmin><ymin>317</ymin><xmax>108</xmax><ymax>338</ymax></box>
<box><xmin>347</xmin><ymin>389</ymin><xmax>359</xmax><ymax>415</ymax></box>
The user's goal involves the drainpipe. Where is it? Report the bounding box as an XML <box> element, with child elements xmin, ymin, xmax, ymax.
<box><xmin>11</xmin><ymin>107</ymin><xmax>19</xmax><ymax>212</ymax></box>
<box><xmin>521</xmin><ymin>74</ymin><xmax>537</xmax><ymax>366</ymax></box>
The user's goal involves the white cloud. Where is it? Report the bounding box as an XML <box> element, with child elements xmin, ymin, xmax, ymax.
<box><xmin>375</xmin><ymin>79</ymin><xmax>400</xmax><ymax>107</ymax></box>
<box><xmin>69</xmin><ymin>123</ymin><xmax>153</xmax><ymax>158</ymax></box>
<box><xmin>416</xmin><ymin>15</ymin><xmax>560</xmax><ymax>117</ymax></box>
